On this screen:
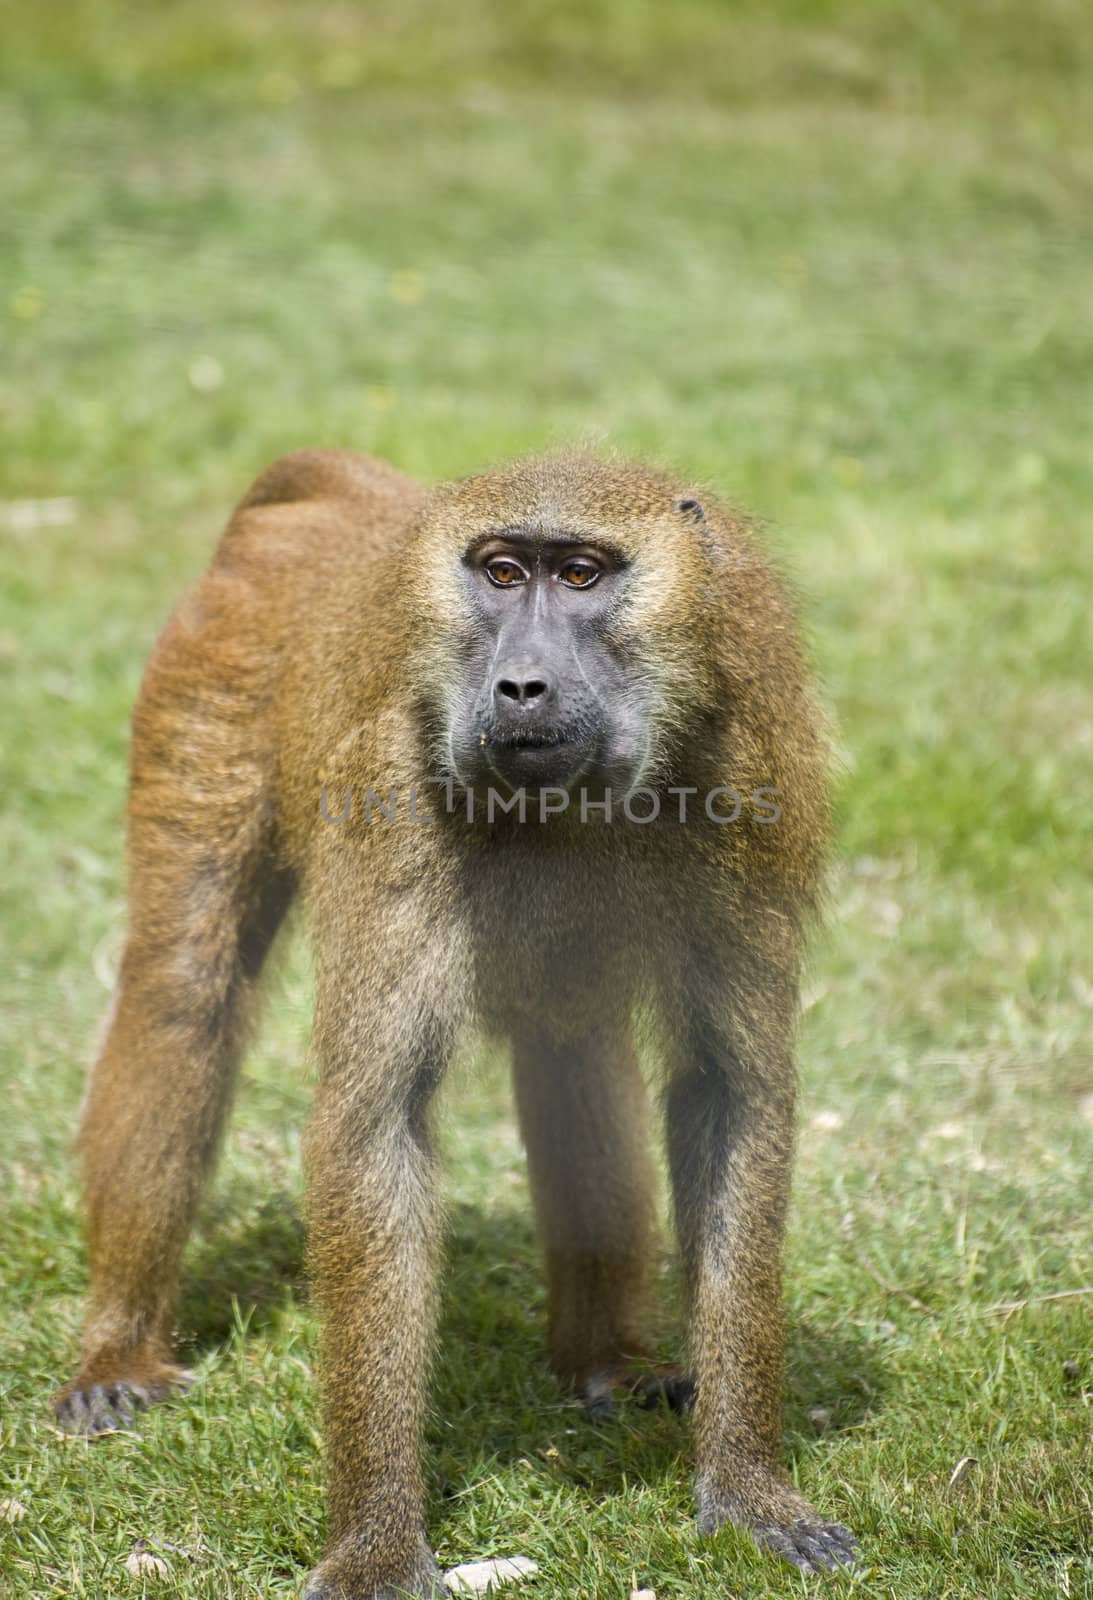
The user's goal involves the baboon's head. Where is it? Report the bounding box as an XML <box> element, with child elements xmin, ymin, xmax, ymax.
<box><xmin>406</xmin><ymin>456</ymin><xmax>723</xmax><ymax>797</ymax></box>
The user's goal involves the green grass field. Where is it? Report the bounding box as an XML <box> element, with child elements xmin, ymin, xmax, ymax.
<box><xmin>1</xmin><ymin>2</ymin><xmax>1091</xmax><ymax>1595</ymax></box>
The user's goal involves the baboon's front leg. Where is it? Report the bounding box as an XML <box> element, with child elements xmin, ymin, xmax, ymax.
<box><xmin>666</xmin><ymin>1004</ymin><xmax>857</xmax><ymax>1573</ymax></box>
<box><xmin>302</xmin><ymin>903</ymin><xmax>463</xmax><ymax>1600</ymax></box>
<box><xmin>303</xmin><ymin>1078</ymin><xmax>444</xmax><ymax>1598</ymax></box>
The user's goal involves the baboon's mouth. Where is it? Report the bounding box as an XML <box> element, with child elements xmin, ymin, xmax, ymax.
<box><xmin>501</xmin><ymin>731</ymin><xmax>568</xmax><ymax>751</ymax></box>
<box><xmin>480</xmin><ymin>724</ymin><xmax>571</xmax><ymax>753</ymax></box>
<box><xmin>475</xmin><ymin>726</ymin><xmax>593</xmax><ymax>796</ymax></box>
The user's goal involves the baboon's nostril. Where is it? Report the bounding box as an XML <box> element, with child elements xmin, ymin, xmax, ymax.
<box><xmin>495</xmin><ymin>675</ymin><xmax>550</xmax><ymax>705</ymax></box>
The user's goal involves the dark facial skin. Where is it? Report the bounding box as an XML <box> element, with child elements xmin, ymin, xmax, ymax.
<box><xmin>446</xmin><ymin>530</ymin><xmax>653</xmax><ymax>797</ymax></box>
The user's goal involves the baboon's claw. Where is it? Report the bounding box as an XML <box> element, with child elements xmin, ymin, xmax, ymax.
<box><xmin>302</xmin><ymin>1547</ymin><xmax>444</xmax><ymax>1599</ymax></box>
<box><xmin>580</xmin><ymin>1383</ymin><xmax>616</xmax><ymax>1420</ymax></box>
<box><xmin>751</xmin><ymin>1518</ymin><xmax>859</xmax><ymax>1573</ymax></box>
<box><xmin>53</xmin><ymin>1367</ymin><xmax>191</xmax><ymax>1436</ymax></box>
<box><xmin>634</xmin><ymin>1372</ymin><xmax>695</xmax><ymax>1412</ymax></box>
<box><xmin>579</xmin><ymin>1367</ymin><xmax>695</xmax><ymax>1419</ymax></box>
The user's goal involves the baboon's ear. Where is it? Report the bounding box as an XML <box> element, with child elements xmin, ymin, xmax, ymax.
<box><xmin>674</xmin><ymin>496</ymin><xmax>706</xmax><ymax>527</ymax></box>
<box><xmin>673</xmin><ymin>494</ymin><xmax>725</xmax><ymax>563</ymax></box>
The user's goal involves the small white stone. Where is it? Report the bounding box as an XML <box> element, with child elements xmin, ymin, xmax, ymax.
<box><xmin>0</xmin><ymin>1498</ymin><xmax>27</xmax><ymax>1522</ymax></box>
<box><xmin>443</xmin><ymin>1556</ymin><xmax>538</xmax><ymax>1593</ymax></box>
<box><xmin>630</xmin><ymin>1589</ymin><xmax>657</xmax><ymax>1600</ymax></box>
<box><xmin>125</xmin><ymin>1548</ymin><xmax>169</xmax><ymax>1580</ymax></box>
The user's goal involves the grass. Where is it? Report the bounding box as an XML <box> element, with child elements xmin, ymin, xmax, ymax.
<box><xmin>1</xmin><ymin>1</ymin><xmax>1091</xmax><ymax>1595</ymax></box>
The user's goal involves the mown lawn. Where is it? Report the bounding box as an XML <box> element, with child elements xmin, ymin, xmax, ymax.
<box><xmin>1</xmin><ymin>2</ymin><xmax>1090</xmax><ymax>1596</ymax></box>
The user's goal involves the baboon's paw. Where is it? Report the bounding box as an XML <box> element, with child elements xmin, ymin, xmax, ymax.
<box><xmin>302</xmin><ymin>1544</ymin><xmax>443</xmax><ymax>1600</ymax></box>
<box><xmin>698</xmin><ymin>1479</ymin><xmax>858</xmax><ymax>1573</ymax></box>
<box><xmin>302</xmin><ymin>1585</ymin><xmax>439</xmax><ymax>1600</ymax></box>
<box><xmin>578</xmin><ymin>1365</ymin><xmax>694</xmax><ymax>1419</ymax></box>
<box><xmin>632</xmin><ymin>1370</ymin><xmax>695</xmax><ymax>1413</ymax></box>
<box><xmin>54</xmin><ymin>1366</ymin><xmax>192</xmax><ymax>1436</ymax></box>
<box><xmin>749</xmin><ymin>1518</ymin><xmax>859</xmax><ymax>1573</ymax></box>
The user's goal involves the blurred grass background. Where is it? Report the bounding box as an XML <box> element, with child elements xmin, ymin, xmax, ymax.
<box><xmin>1</xmin><ymin>2</ymin><xmax>1090</xmax><ymax>1596</ymax></box>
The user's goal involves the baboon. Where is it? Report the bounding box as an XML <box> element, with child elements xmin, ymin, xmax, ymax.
<box><xmin>55</xmin><ymin>450</ymin><xmax>858</xmax><ymax>1595</ymax></box>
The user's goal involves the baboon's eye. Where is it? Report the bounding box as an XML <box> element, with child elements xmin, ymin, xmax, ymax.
<box><xmin>558</xmin><ymin>559</ymin><xmax>600</xmax><ymax>589</ymax></box>
<box><xmin>485</xmin><ymin>557</ymin><xmax>529</xmax><ymax>587</ymax></box>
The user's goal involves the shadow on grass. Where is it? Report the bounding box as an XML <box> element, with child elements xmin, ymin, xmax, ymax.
<box><xmin>179</xmin><ymin>1181</ymin><xmax>308</xmax><ymax>1352</ymax></box>
<box><xmin>175</xmin><ymin>1183</ymin><xmax>886</xmax><ymax>1502</ymax></box>
<box><xmin>434</xmin><ymin>1203</ymin><xmax>887</xmax><ymax>1503</ymax></box>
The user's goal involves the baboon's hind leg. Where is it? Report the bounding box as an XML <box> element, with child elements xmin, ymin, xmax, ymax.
<box><xmin>512</xmin><ymin>1021</ymin><xmax>687</xmax><ymax>1416</ymax></box>
<box><xmin>55</xmin><ymin>604</ymin><xmax>293</xmax><ymax>1434</ymax></box>
<box><xmin>55</xmin><ymin>847</ymin><xmax>292</xmax><ymax>1434</ymax></box>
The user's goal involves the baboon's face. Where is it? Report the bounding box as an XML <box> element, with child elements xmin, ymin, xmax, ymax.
<box><xmin>444</xmin><ymin>529</ymin><xmax>653</xmax><ymax>797</ymax></box>
<box><xmin>410</xmin><ymin>462</ymin><xmax>719</xmax><ymax>799</ymax></box>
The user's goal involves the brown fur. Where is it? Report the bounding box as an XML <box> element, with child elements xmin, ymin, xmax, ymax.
<box><xmin>55</xmin><ymin>450</ymin><xmax>855</xmax><ymax>1595</ymax></box>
